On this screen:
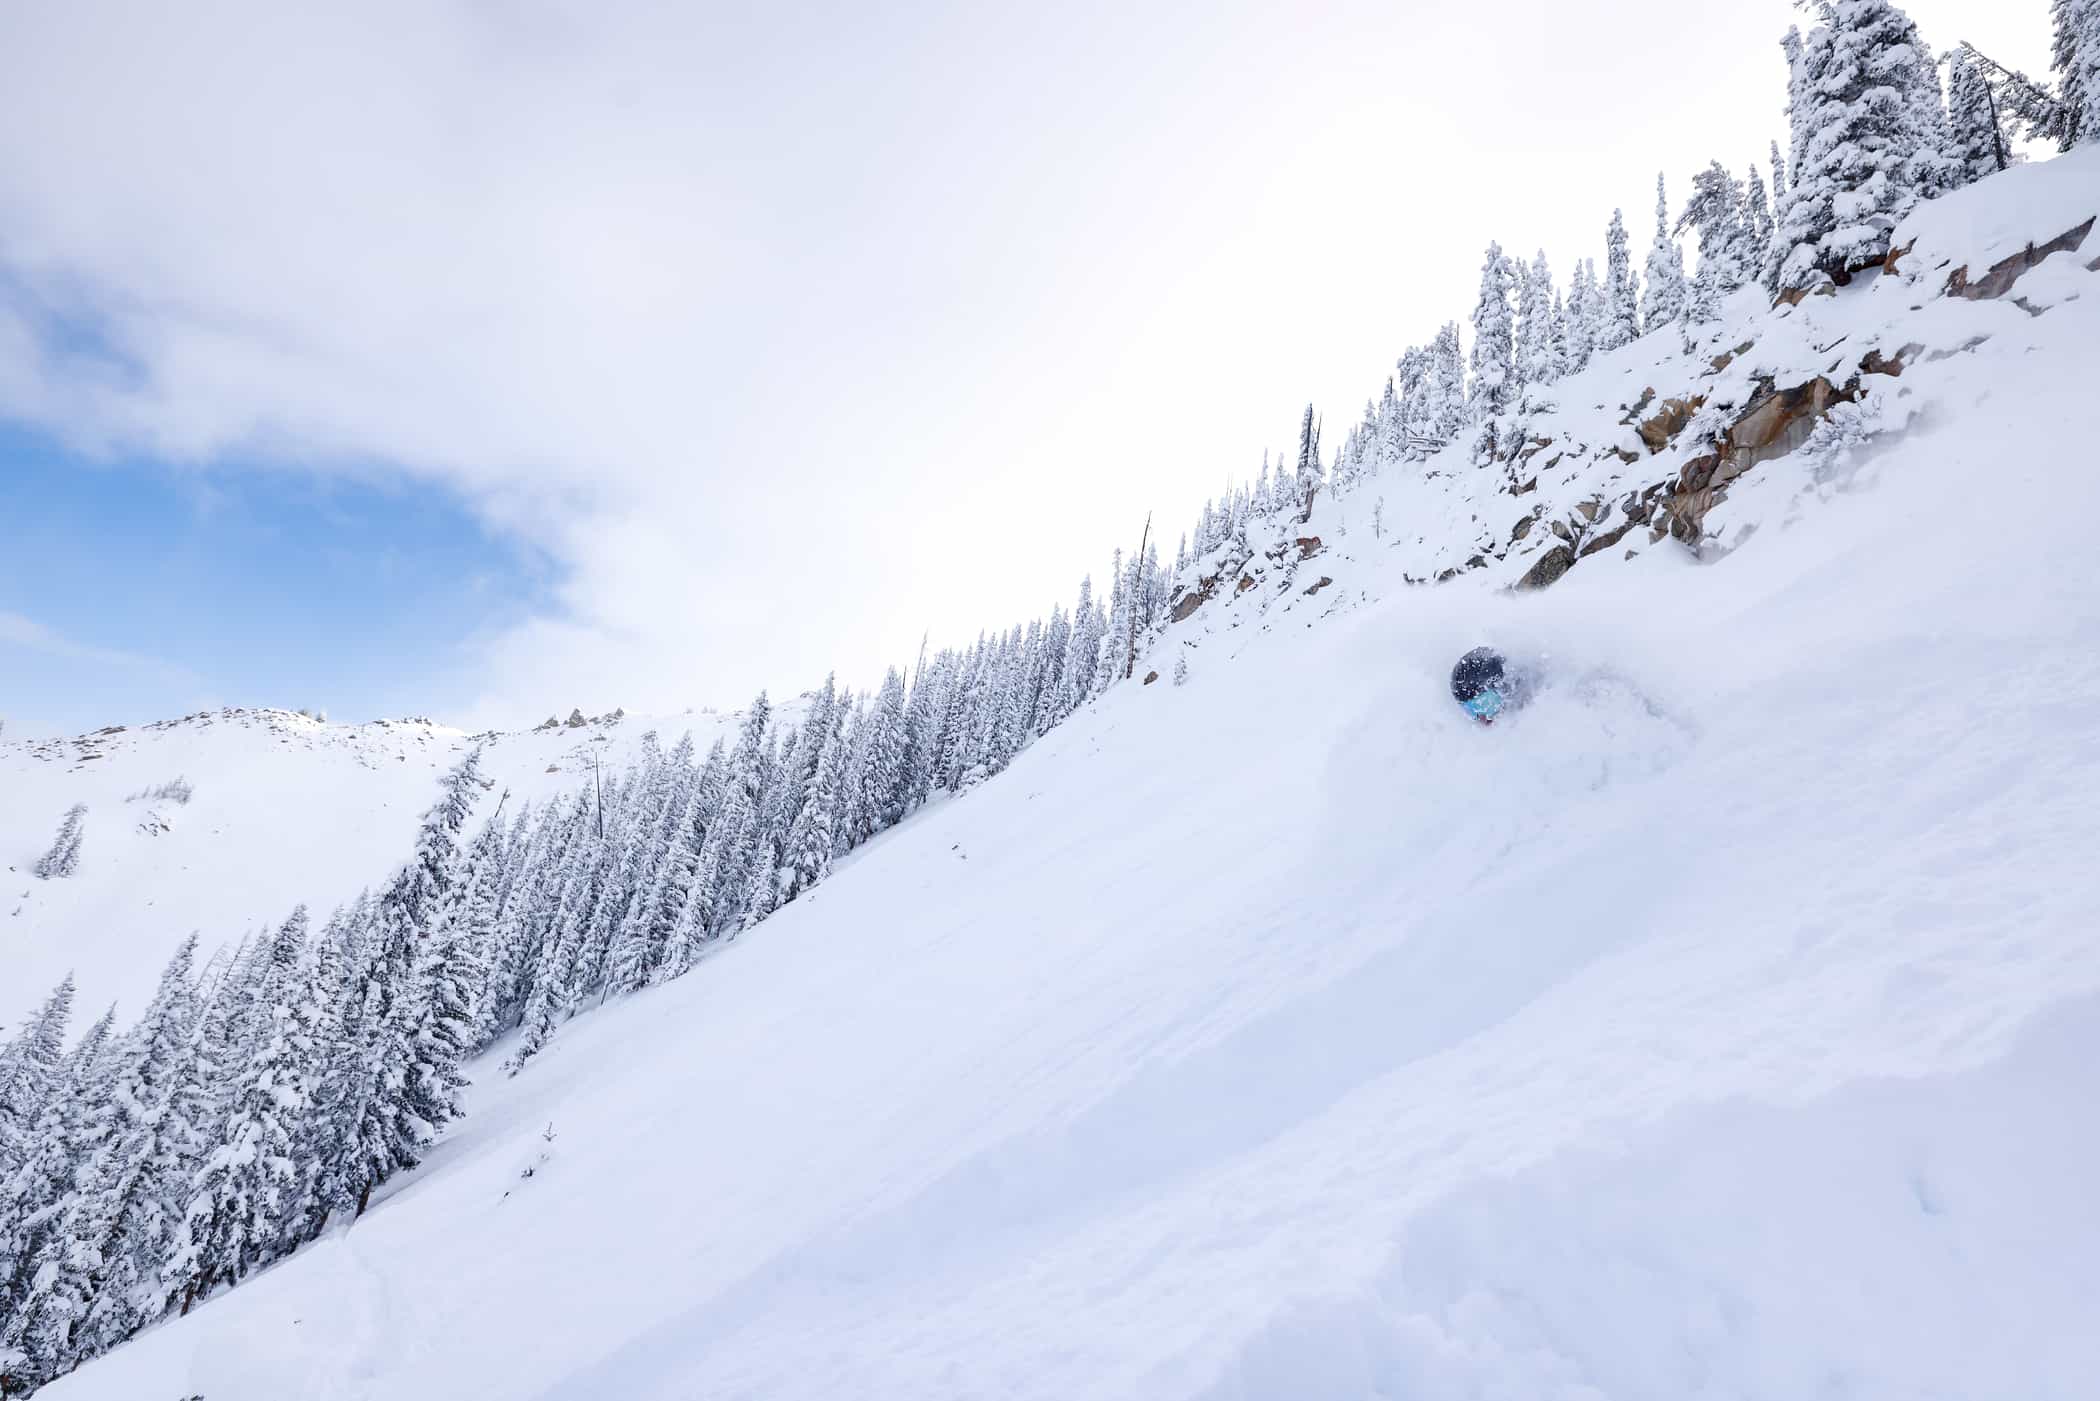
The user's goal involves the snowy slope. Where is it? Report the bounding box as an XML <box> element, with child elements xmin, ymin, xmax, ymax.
<box><xmin>0</xmin><ymin>706</ymin><xmax>745</xmax><ymax>1032</ymax></box>
<box><xmin>38</xmin><ymin>154</ymin><xmax>2100</xmax><ymax>1399</ymax></box>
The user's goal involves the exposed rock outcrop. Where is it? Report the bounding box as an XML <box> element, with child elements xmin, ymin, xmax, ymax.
<box><xmin>1514</xmin><ymin>545</ymin><xmax>1575</xmax><ymax>591</ymax></box>
<box><xmin>1946</xmin><ymin>217</ymin><xmax>2095</xmax><ymax>302</ymax></box>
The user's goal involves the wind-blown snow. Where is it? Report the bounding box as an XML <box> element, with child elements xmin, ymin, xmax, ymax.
<box><xmin>26</xmin><ymin>152</ymin><xmax>2100</xmax><ymax>1399</ymax></box>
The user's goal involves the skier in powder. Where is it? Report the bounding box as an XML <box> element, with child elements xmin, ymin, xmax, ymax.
<box><xmin>1451</xmin><ymin>646</ymin><xmax>1528</xmax><ymax>725</ymax></box>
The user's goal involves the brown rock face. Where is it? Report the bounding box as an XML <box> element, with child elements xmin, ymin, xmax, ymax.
<box><xmin>1169</xmin><ymin>576</ymin><xmax>1219</xmax><ymax>623</ymax></box>
<box><xmin>1142</xmin><ymin>670</ymin><xmax>1160</xmax><ymax>686</ymax></box>
<box><xmin>1774</xmin><ymin>277</ymin><xmax>1836</xmax><ymax>307</ymax></box>
<box><xmin>1660</xmin><ymin>374</ymin><xmax>1861</xmax><ymax>541</ymax></box>
<box><xmin>1947</xmin><ymin>217</ymin><xmax>2095</xmax><ymax>301</ymax></box>
<box><xmin>1637</xmin><ymin>396</ymin><xmax>1705</xmax><ymax>454</ymax></box>
<box><xmin>1302</xmin><ymin>576</ymin><xmax>1333</xmax><ymax>596</ymax></box>
<box><xmin>1578</xmin><ymin>518</ymin><xmax>1640</xmax><ymax>560</ymax></box>
<box><xmin>1514</xmin><ymin>545</ymin><xmax>1575</xmax><ymax>591</ymax></box>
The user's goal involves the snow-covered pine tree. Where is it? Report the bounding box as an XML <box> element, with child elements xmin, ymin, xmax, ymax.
<box><xmin>1374</xmin><ymin>377</ymin><xmax>1407</xmax><ymax>470</ymax></box>
<box><xmin>1601</xmin><ymin>212</ymin><xmax>1639</xmax><ymax>352</ymax></box>
<box><xmin>1514</xmin><ymin>250</ymin><xmax>1555</xmax><ymax>387</ymax></box>
<box><xmin>1642</xmin><ymin>173</ymin><xmax>1689</xmax><ymax>330</ymax></box>
<box><xmin>41</xmin><ymin>935</ymin><xmax>210</xmax><ymax>1367</ymax></box>
<box><xmin>1943</xmin><ymin>46</ymin><xmax>2010</xmax><ymax>183</ymax></box>
<box><xmin>860</xmin><ymin>669</ymin><xmax>910</xmax><ymax>827</ymax></box>
<box><xmin>340</xmin><ymin>749</ymin><xmax>486</xmax><ymax>1212</ymax></box>
<box><xmin>2079</xmin><ymin>0</ymin><xmax>2100</xmax><ymax>145</ymax></box>
<box><xmin>1029</xmin><ymin>612</ymin><xmax>1068</xmax><ymax>739</ymax></box>
<box><xmin>506</xmin><ymin>796</ymin><xmax>600</xmax><ymax>1071</ymax></box>
<box><xmin>0</xmin><ymin>1006</ymin><xmax>116</xmax><ymax>1380</ymax></box>
<box><xmin>1774</xmin><ymin>0</ymin><xmax>1954</xmax><ymax>292</ymax></box>
<box><xmin>473</xmin><ymin>799</ymin><xmax>561</xmax><ymax>1047</ymax></box>
<box><xmin>288</xmin><ymin>895</ymin><xmax>373</xmax><ymax>1238</ymax></box>
<box><xmin>1744</xmin><ymin>164</ymin><xmax>1775</xmax><ymax>280</ymax></box>
<box><xmin>412</xmin><ymin>857</ymin><xmax>488</xmax><ymax>1128</ymax></box>
<box><xmin>30</xmin><ymin>804</ymin><xmax>86</xmax><ymax>880</ymax></box>
<box><xmin>1467</xmin><ymin>243</ymin><xmax>1517</xmax><ymax>418</ymax></box>
<box><xmin>1292</xmin><ymin>404</ymin><xmax>1321</xmax><ymax>518</ymax></box>
<box><xmin>0</xmin><ymin>975</ymin><xmax>72</xmax><ymax>1180</ymax></box>
<box><xmin>2052</xmin><ymin>0</ymin><xmax>2098</xmax><ymax>148</ymax></box>
<box><xmin>167</xmin><ymin>908</ymin><xmax>317</xmax><ymax>1312</ymax></box>
<box><xmin>1057</xmin><ymin>579</ymin><xmax>1095</xmax><ymax>722</ymax></box>
<box><xmin>1678</xmin><ymin>160</ymin><xmax>1751</xmax><ymax>325</ymax></box>
<box><xmin>1563</xmin><ymin>260</ymin><xmax>1595</xmax><ymax>374</ymax></box>
<box><xmin>1546</xmin><ymin>290</ymin><xmax>1570</xmax><ymax>381</ymax></box>
<box><xmin>1433</xmin><ymin>322</ymin><xmax>1468</xmax><ymax>440</ymax></box>
<box><xmin>783</xmin><ymin>712</ymin><xmax>847</xmax><ymax>899</ymax></box>
<box><xmin>736</xmin><ymin>728</ymin><xmax>791</xmax><ymax>931</ymax></box>
<box><xmin>1770</xmin><ymin>138</ymin><xmax>1788</xmax><ymax>200</ymax></box>
<box><xmin>1094</xmin><ymin>553</ymin><xmax>1127</xmax><ymax>697</ymax></box>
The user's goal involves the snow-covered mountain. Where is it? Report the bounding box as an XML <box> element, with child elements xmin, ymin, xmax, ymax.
<box><xmin>9</xmin><ymin>141</ymin><xmax>2097</xmax><ymax>1400</ymax></box>
<box><xmin>0</xmin><ymin>704</ymin><xmax>742</xmax><ymax>1033</ymax></box>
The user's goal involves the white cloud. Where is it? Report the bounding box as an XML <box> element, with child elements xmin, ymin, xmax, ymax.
<box><xmin>0</xmin><ymin>609</ymin><xmax>186</xmax><ymax>674</ymax></box>
<box><xmin>0</xmin><ymin>0</ymin><xmax>2056</xmax><ymax>726</ymax></box>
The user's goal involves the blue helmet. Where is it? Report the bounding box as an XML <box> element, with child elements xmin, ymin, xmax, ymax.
<box><xmin>1450</xmin><ymin>647</ymin><xmax>1507</xmax><ymax>704</ymax></box>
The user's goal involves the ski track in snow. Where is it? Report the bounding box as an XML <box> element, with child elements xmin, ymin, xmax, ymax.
<box><xmin>25</xmin><ymin>150</ymin><xmax>2100</xmax><ymax>1400</ymax></box>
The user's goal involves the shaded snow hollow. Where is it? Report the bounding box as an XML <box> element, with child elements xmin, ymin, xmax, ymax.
<box><xmin>29</xmin><ymin>152</ymin><xmax>2100</xmax><ymax>1399</ymax></box>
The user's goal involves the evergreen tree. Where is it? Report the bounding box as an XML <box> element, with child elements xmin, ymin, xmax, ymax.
<box><xmin>33</xmin><ymin>937</ymin><xmax>208</xmax><ymax>1369</ymax></box>
<box><xmin>1514</xmin><ymin>250</ymin><xmax>1555</xmax><ymax>386</ymax></box>
<box><xmin>473</xmin><ymin>801</ymin><xmax>558</xmax><ymax>1047</ymax></box>
<box><xmin>1094</xmin><ymin>555</ymin><xmax>1128</xmax><ymax>697</ymax></box>
<box><xmin>1292</xmin><ymin>407</ymin><xmax>1322</xmax><ymax>518</ymax></box>
<box><xmin>1374</xmin><ymin>377</ymin><xmax>1407</xmax><ymax>470</ymax></box>
<box><xmin>1942</xmin><ymin>46</ymin><xmax>2009</xmax><ymax>183</ymax></box>
<box><xmin>2051</xmin><ymin>0</ymin><xmax>2097</xmax><ymax>149</ymax></box>
<box><xmin>1774</xmin><ymin>0</ymin><xmax>1955</xmax><ymax>292</ymax></box>
<box><xmin>291</xmin><ymin>896</ymin><xmax>372</xmax><ymax>1237</ymax></box>
<box><xmin>30</xmin><ymin>805</ymin><xmax>86</xmax><ymax>880</ymax></box>
<box><xmin>1745</xmin><ymin>164</ymin><xmax>1775</xmax><ymax>281</ymax></box>
<box><xmin>167</xmin><ymin>910</ymin><xmax>316</xmax><ymax>1312</ymax></box>
<box><xmin>1678</xmin><ymin>160</ymin><xmax>1752</xmax><ymax>324</ymax></box>
<box><xmin>339</xmin><ymin>750</ymin><xmax>485</xmax><ymax>1213</ymax></box>
<box><xmin>1642</xmin><ymin>173</ymin><xmax>1689</xmax><ymax>330</ymax></box>
<box><xmin>1467</xmin><ymin>243</ymin><xmax>1517</xmax><ymax>417</ymax></box>
<box><xmin>1600</xmin><ymin>211</ymin><xmax>1639</xmax><ymax>352</ymax></box>
<box><xmin>506</xmin><ymin>797</ymin><xmax>600</xmax><ymax>1071</ymax></box>
<box><xmin>1546</xmin><ymin>290</ymin><xmax>1570</xmax><ymax>381</ymax></box>
<box><xmin>1427</xmin><ymin>322</ymin><xmax>1466</xmax><ymax>442</ymax></box>
<box><xmin>0</xmin><ymin>1008</ymin><xmax>116</xmax><ymax>1379</ymax></box>
<box><xmin>0</xmin><ymin>975</ymin><xmax>73</xmax><ymax>1179</ymax></box>
<box><xmin>1563</xmin><ymin>260</ymin><xmax>1595</xmax><ymax>374</ymax></box>
<box><xmin>783</xmin><ymin>713</ymin><xmax>847</xmax><ymax>899</ymax></box>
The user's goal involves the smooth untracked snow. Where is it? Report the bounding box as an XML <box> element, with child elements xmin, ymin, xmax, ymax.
<box><xmin>33</xmin><ymin>156</ymin><xmax>2100</xmax><ymax>1398</ymax></box>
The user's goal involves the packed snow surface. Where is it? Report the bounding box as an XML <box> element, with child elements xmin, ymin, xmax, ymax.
<box><xmin>27</xmin><ymin>155</ymin><xmax>2100</xmax><ymax>1398</ymax></box>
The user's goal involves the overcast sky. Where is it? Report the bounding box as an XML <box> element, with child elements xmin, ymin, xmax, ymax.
<box><xmin>0</xmin><ymin>0</ymin><xmax>2054</xmax><ymax>735</ymax></box>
